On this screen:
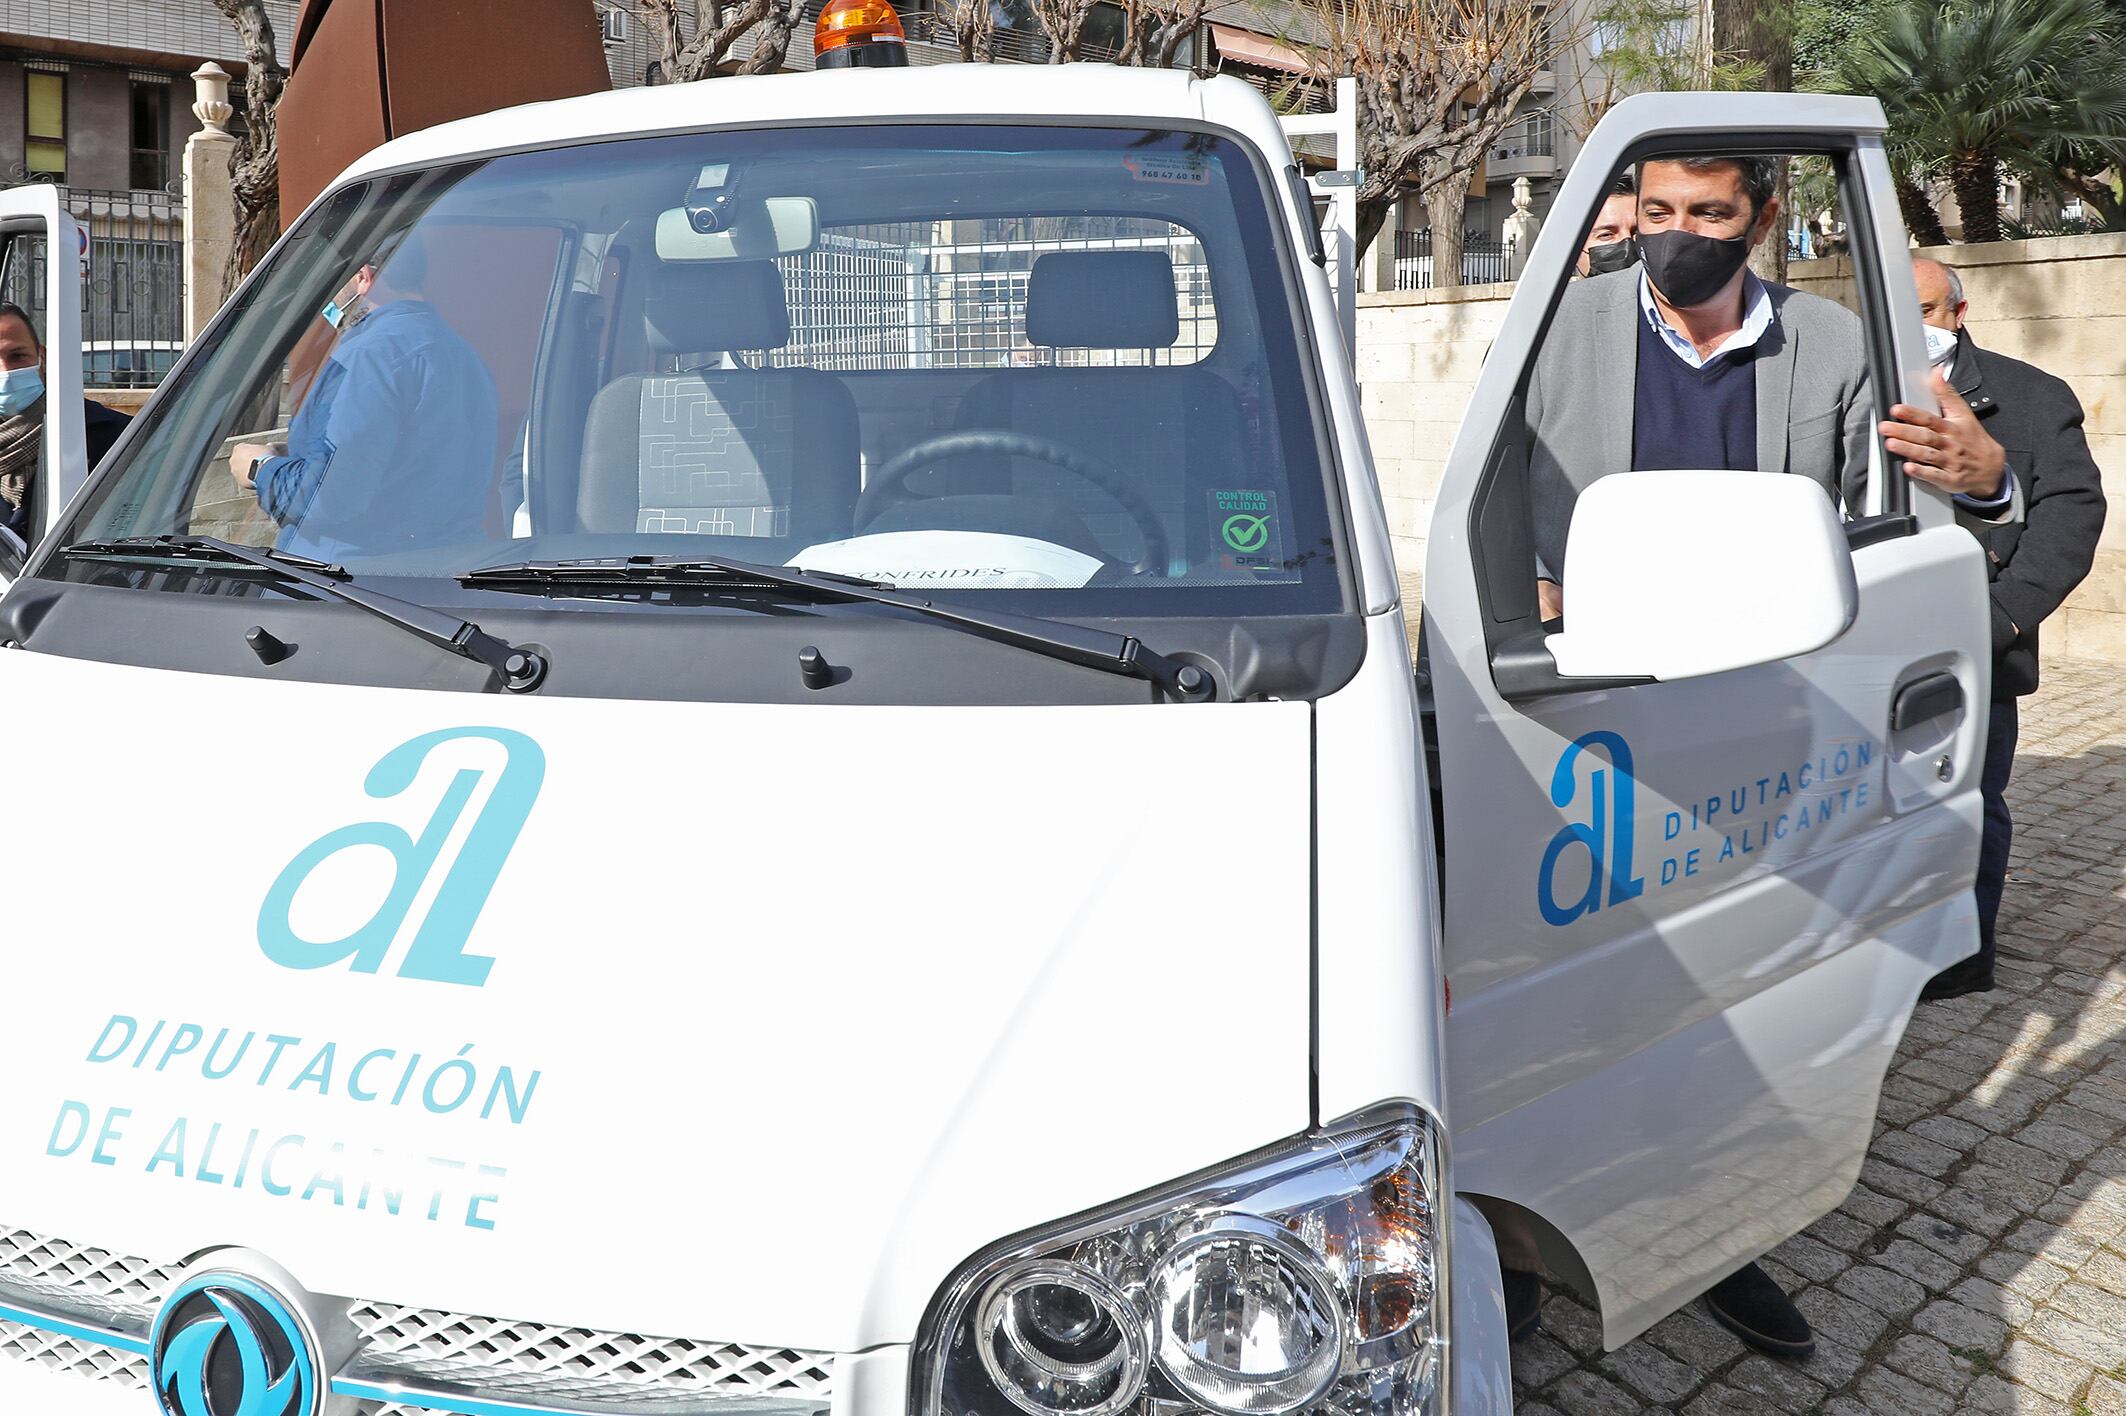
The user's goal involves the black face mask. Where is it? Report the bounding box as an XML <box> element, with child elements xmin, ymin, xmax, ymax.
<box><xmin>1583</xmin><ymin>238</ymin><xmax>1638</xmax><ymax>276</ymax></box>
<box><xmin>1638</xmin><ymin>227</ymin><xmax>1752</xmax><ymax>307</ymax></box>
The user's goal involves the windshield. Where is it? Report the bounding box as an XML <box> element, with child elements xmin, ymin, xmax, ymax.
<box><xmin>58</xmin><ymin>124</ymin><xmax>1343</xmax><ymax>617</ymax></box>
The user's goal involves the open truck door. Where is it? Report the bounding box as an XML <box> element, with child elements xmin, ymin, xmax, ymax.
<box><xmin>0</xmin><ymin>183</ymin><xmax>88</xmax><ymax>586</ymax></box>
<box><xmin>1422</xmin><ymin>93</ymin><xmax>1992</xmax><ymax>1347</ymax></box>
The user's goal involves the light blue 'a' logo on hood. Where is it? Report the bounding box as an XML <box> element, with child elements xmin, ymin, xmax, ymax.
<box><xmin>258</xmin><ymin>727</ymin><xmax>545</xmax><ymax>987</ymax></box>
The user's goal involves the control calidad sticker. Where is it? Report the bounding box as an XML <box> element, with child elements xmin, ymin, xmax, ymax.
<box><xmin>1209</xmin><ymin>489</ymin><xmax>1288</xmax><ymax>574</ymax></box>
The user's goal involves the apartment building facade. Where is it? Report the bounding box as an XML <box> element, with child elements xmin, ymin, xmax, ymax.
<box><xmin>0</xmin><ymin>0</ymin><xmax>297</xmax><ymax>193</ymax></box>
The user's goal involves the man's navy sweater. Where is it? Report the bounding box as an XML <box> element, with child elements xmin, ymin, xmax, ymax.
<box><xmin>1630</xmin><ymin>310</ymin><xmax>1758</xmax><ymax>472</ymax></box>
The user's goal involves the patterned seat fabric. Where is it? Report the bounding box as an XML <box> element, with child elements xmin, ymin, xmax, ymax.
<box><xmin>579</xmin><ymin>260</ymin><xmax>859</xmax><ymax>543</ymax></box>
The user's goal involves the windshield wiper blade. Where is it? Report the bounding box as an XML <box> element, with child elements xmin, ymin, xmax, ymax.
<box><xmin>460</xmin><ymin>553</ymin><xmax>1212</xmax><ymax>699</ymax></box>
<box><xmin>63</xmin><ymin>535</ymin><xmax>548</xmax><ymax>692</ymax></box>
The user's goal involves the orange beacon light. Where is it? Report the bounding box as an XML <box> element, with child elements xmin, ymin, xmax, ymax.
<box><xmin>814</xmin><ymin>0</ymin><xmax>911</xmax><ymax>67</ymax></box>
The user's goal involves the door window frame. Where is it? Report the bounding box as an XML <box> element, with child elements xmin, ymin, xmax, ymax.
<box><xmin>1463</xmin><ymin>135</ymin><xmax>1915</xmax><ymax>703</ymax></box>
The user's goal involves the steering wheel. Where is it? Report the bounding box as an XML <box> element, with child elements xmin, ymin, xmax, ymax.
<box><xmin>856</xmin><ymin>431</ymin><xmax>1172</xmax><ymax>578</ymax></box>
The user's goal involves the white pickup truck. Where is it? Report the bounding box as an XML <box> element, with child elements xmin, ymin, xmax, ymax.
<box><xmin>0</xmin><ymin>50</ymin><xmax>1985</xmax><ymax>1416</ymax></box>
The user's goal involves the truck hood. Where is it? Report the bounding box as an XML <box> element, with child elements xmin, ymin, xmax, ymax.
<box><xmin>0</xmin><ymin>651</ymin><xmax>1312</xmax><ymax>1354</ymax></box>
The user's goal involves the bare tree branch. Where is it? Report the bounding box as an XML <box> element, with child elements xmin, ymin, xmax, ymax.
<box><xmin>1115</xmin><ymin>0</ymin><xmax>1216</xmax><ymax>67</ymax></box>
<box><xmin>1295</xmin><ymin>0</ymin><xmax>1575</xmax><ymax>275</ymax></box>
<box><xmin>634</xmin><ymin>0</ymin><xmax>800</xmax><ymax>80</ymax></box>
<box><xmin>1031</xmin><ymin>0</ymin><xmax>1099</xmax><ymax>61</ymax></box>
<box><xmin>211</xmin><ymin>0</ymin><xmax>286</xmax><ymax>290</ymax></box>
<box><xmin>943</xmin><ymin>0</ymin><xmax>999</xmax><ymax>62</ymax></box>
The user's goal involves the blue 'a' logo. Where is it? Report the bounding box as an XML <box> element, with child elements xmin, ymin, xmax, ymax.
<box><xmin>150</xmin><ymin>1272</ymin><xmax>315</xmax><ymax>1416</ymax></box>
<box><xmin>1536</xmin><ymin>730</ymin><xmax>1645</xmax><ymax>927</ymax></box>
<box><xmin>258</xmin><ymin>727</ymin><xmax>544</xmax><ymax>987</ymax></box>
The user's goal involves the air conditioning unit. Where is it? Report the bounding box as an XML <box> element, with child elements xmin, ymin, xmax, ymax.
<box><xmin>601</xmin><ymin>7</ymin><xmax>630</xmax><ymax>45</ymax></box>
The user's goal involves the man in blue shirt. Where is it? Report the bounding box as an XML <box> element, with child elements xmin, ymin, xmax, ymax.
<box><xmin>231</xmin><ymin>233</ymin><xmax>498</xmax><ymax>560</ymax></box>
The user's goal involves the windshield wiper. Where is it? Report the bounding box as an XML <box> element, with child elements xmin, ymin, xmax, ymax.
<box><xmin>459</xmin><ymin>553</ymin><xmax>1212</xmax><ymax>699</ymax></box>
<box><xmin>62</xmin><ymin>535</ymin><xmax>548</xmax><ymax>692</ymax></box>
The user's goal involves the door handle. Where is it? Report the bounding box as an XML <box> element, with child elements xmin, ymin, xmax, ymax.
<box><xmin>1891</xmin><ymin>672</ymin><xmax>1963</xmax><ymax>732</ymax></box>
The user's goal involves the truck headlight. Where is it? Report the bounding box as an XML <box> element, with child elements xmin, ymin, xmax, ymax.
<box><xmin>914</xmin><ymin>1105</ymin><xmax>1445</xmax><ymax>1416</ymax></box>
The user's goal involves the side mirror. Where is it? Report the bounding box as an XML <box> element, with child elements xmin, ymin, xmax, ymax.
<box><xmin>1547</xmin><ymin>470</ymin><xmax>1857</xmax><ymax>682</ymax></box>
<box><xmin>655</xmin><ymin>196</ymin><xmax>819</xmax><ymax>262</ymax></box>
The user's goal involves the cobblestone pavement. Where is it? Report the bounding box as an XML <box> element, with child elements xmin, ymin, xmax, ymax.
<box><xmin>1507</xmin><ymin>659</ymin><xmax>2126</xmax><ymax>1415</ymax></box>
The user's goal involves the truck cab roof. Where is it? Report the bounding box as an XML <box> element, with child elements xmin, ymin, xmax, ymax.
<box><xmin>339</xmin><ymin>64</ymin><xmax>1279</xmax><ymax>184</ymax></box>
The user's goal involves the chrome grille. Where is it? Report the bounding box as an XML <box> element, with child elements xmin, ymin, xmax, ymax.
<box><xmin>0</xmin><ymin>1222</ymin><xmax>835</xmax><ymax>1412</ymax></box>
<box><xmin>0</xmin><ymin>1228</ymin><xmax>183</xmax><ymax>1308</ymax></box>
<box><xmin>0</xmin><ymin>1320</ymin><xmax>147</xmax><ymax>1387</ymax></box>
<box><xmin>347</xmin><ymin>1299</ymin><xmax>836</xmax><ymax>1399</ymax></box>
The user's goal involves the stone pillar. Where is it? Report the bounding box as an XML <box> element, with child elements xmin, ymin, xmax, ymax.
<box><xmin>1502</xmin><ymin>176</ymin><xmax>1540</xmax><ymax>280</ymax></box>
<box><xmin>1362</xmin><ymin>195</ymin><xmax>1401</xmax><ymax>294</ymax></box>
<box><xmin>183</xmin><ymin>63</ymin><xmax>238</xmax><ymax>341</ymax></box>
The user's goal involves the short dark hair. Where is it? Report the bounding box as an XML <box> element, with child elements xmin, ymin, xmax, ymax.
<box><xmin>1636</xmin><ymin>154</ymin><xmax>1780</xmax><ymax>218</ymax></box>
<box><xmin>1608</xmin><ymin>170</ymin><xmax>1636</xmax><ymax>197</ymax></box>
<box><xmin>366</xmin><ymin>229</ymin><xmax>428</xmax><ymax>290</ymax></box>
<box><xmin>0</xmin><ymin>302</ymin><xmax>40</xmax><ymax>347</ymax></box>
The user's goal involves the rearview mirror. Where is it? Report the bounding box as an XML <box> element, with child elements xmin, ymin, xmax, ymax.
<box><xmin>655</xmin><ymin>196</ymin><xmax>818</xmax><ymax>261</ymax></box>
<box><xmin>1547</xmin><ymin>470</ymin><xmax>1857</xmax><ymax>682</ymax></box>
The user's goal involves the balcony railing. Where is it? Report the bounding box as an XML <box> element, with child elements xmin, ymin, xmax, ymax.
<box><xmin>1489</xmin><ymin>119</ymin><xmax>1556</xmax><ymax>164</ymax></box>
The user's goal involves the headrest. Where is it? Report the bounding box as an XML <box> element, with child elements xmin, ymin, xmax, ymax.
<box><xmin>647</xmin><ymin>259</ymin><xmax>792</xmax><ymax>352</ymax></box>
<box><xmin>1024</xmin><ymin>251</ymin><xmax>1179</xmax><ymax>349</ymax></box>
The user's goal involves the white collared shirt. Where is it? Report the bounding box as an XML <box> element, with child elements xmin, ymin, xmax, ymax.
<box><xmin>1639</xmin><ymin>269</ymin><xmax>1774</xmax><ymax>368</ymax></box>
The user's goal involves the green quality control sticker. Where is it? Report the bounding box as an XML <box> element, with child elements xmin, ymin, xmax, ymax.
<box><xmin>1222</xmin><ymin>511</ymin><xmax>1271</xmax><ymax>552</ymax></box>
<box><xmin>1209</xmin><ymin>489</ymin><xmax>1287</xmax><ymax>574</ymax></box>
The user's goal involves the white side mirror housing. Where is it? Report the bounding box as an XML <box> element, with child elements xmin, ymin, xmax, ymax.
<box><xmin>1548</xmin><ymin>470</ymin><xmax>1857</xmax><ymax>682</ymax></box>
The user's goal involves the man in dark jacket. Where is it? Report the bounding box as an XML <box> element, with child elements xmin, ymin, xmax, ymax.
<box><xmin>1891</xmin><ymin>259</ymin><xmax>2108</xmax><ymax>999</ymax></box>
<box><xmin>0</xmin><ymin>302</ymin><xmax>132</xmax><ymax>544</ymax></box>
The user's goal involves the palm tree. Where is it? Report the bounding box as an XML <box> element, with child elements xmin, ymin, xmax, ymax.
<box><xmin>1837</xmin><ymin>0</ymin><xmax>2126</xmax><ymax>242</ymax></box>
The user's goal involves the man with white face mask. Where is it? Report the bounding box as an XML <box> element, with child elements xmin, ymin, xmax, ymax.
<box><xmin>1894</xmin><ymin>258</ymin><xmax>2106</xmax><ymax>1002</ymax></box>
<box><xmin>0</xmin><ymin>303</ymin><xmax>131</xmax><ymax>545</ymax></box>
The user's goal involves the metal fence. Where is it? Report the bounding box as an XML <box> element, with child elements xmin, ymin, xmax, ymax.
<box><xmin>0</xmin><ymin>184</ymin><xmax>185</xmax><ymax>389</ymax></box>
<box><xmin>1392</xmin><ymin>230</ymin><xmax>1516</xmax><ymax>290</ymax></box>
<box><xmin>762</xmin><ymin>218</ymin><xmax>1218</xmax><ymax>372</ymax></box>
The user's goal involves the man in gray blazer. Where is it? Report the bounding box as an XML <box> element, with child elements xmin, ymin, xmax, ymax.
<box><xmin>1527</xmin><ymin>153</ymin><xmax>2016</xmax><ymax>618</ymax></box>
<box><xmin>1508</xmin><ymin>152</ymin><xmax>2018</xmax><ymax>1357</ymax></box>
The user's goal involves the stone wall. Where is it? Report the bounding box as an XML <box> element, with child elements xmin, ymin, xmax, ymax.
<box><xmin>1356</xmin><ymin>280</ymin><xmax>1517</xmax><ymax>565</ymax></box>
<box><xmin>1358</xmin><ymin>235</ymin><xmax>2126</xmax><ymax>665</ymax></box>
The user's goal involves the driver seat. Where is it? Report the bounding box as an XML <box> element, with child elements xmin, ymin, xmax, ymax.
<box><xmin>577</xmin><ymin>260</ymin><xmax>859</xmax><ymax>543</ymax></box>
<box><xmin>947</xmin><ymin>251</ymin><xmax>1244</xmax><ymax>573</ymax></box>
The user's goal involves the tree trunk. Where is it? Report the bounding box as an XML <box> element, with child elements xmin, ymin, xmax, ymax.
<box><xmin>1355</xmin><ymin>196</ymin><xmax>1390</xmax><ymax>260</ymax></box>
<box><xmin>213</xmin><ymin>0</ymin><xmax>286</xmax><ymax>290</ymax></box>
<box><xmin>1425</xmin><ymin>184</ymin><xmax>1466</xmax><ymax>290</ymax></box>
<box><xmin>734</xmin><ymin>4</ymin><xmax>797</xmax><ymax>74</ymax></box>
<box><xmin>1747</xmin><ymin>163</ymin><xmax>1788</xmax><ymax>283</ymax></box>
<box><xmin>2055</xmin><ymin>162</ymin><xmax>2121</xmax><ymax>230</ymax></box>
<box><xmin>1713</xmin><ymin>0</ymin><xmax>1790</xmax><ymax>90</ymax></box>
<box><xmin>1895</xmin><ymin>172</ymin><xmax>1950</xmax><ymax>247</ymax></box>
<box><xmin>1950</xmin><ymin>151</ymin><xmax>2003</xmax><ymax>244</ymax></box>
<box><xmin>1712</xmin><ymin>0</ymin><xmax>1791</xmax><ymax>282</ymax></box>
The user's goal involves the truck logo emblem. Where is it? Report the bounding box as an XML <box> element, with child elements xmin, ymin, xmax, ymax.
<box><xmin>150</xmin><ymin>1271</ymin><xmax>318</xmax><ymax>1416</ymax></box>
<box><xmin>258</xmin><ymin>727</ymin><xmax>545</xmax><ymax>987</ymax></box>
<box><xmin>1536</xmin><ymin>730</ymin><xmax>1645</xmax><ymax>927</ymax></box>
